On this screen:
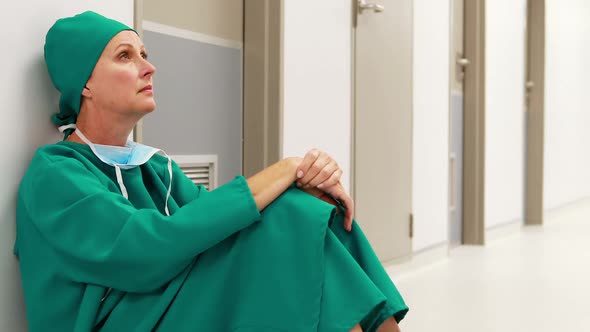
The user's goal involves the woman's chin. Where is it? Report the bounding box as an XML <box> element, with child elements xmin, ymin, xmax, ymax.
<box><xmin>137</xmin><ymin>102</ymin><xmax>156</xmax><ymax>114</ymax></box>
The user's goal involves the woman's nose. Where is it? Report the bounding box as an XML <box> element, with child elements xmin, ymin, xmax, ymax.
<box><xmin>141</xmin><ymin>59</ymin><xmax>156</xmax><ymax>78</ymax></box>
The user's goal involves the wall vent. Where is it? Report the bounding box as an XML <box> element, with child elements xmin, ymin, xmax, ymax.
<box><xmin>171</xmin><ymin>154</ymin><xmax>218</xmax><ymax>190</ymax></box>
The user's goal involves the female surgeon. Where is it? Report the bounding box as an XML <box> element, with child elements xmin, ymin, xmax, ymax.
<box><xmin>15</xmin><ymin>11</ymin><xmax>407</xmax><ymax>332</ymax></box>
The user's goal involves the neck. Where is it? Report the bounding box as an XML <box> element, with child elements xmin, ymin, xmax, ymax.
<box><xmin>68</xmin><ymin>102</ymin><xmax>142</xmax><ymax>146</ymax></box>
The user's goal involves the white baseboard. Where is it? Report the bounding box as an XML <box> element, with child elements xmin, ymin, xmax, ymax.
<box><xmin>384</xmin><ymin>222</ymin><xmax>522</xmax><ymax>281</ymax></box>
<box><xmin>383</xmin><ymin>199</ymin><xmax>590</xmax><ymax>282</ymax></box>
<box><xmin>385</xmin><ymin>243</ymin><xmax>448</xmax><ymax>280</ymax></box>
<box><xmin>483</xmin><ymin>198</ymin><xmax>590</xmax><ymax>242</ymax></box>
<box><xmin>485</xmin><ymin>220</ymin><xmax>522</xmax><ymax>244</ymax></box>
<box><xmin>543</xmin><ymin>196</ymin><xmax>590</xmax><ymax>224</ymax></box>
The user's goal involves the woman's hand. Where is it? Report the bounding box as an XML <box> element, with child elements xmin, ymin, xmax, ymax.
<box><xmin>247</xmin><ymin>148</ymin><xmax>354</xmax><ymax>230</ymax></box>
<box><xmin>302</xmin><ymin>183</ymin><xmax>354</xmax><ymax>232</ymax></box>
<box><xmin>296</xmin><ymin>149</ymin><xmax>354</xmax><ymax>231</ymax></box>
<box><xmin>296</xmin><ymin>149</ymin><xmax>342</xmax><ymax>190</ymax></box>
<box><xmin>322</xmin><ymin>182</ymin><xmax>354</xmax><ymax>232</ymax></box>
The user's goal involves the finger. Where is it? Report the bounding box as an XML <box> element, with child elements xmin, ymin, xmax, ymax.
<box><xmin>341</xmin><ymin>194</ymin><xmax>354</xmax><ymax>232</ymax></box>
<box><xmin>299</xmin><ymin>152</ymin><xmax>330</xmax><ymax>187</ymax></box>
<box><xmin>325</xmin><ymin>184</ymin><xmax>354</xmax><ymax>232</ymax></box>
<box><xmin>300</xmin><ymin>151</ymin><xmax>330</xmax><ymax>185</ymax></box>
<box><xmin>307</xmin><ymin>160</ymin><xmax>339</xmax><ymax>188</ymax></box>
<box><xmin>296</xmin><ymin>149</ymin><xmax>320</xmax><ymax>184</ymax></box>
<box><xmin>317</xmin><ymin>168</ymin><xmax>342</xmax><ymax>190</ymax></box>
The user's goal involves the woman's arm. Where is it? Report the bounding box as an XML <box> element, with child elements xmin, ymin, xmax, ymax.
<box><xmin>246</xmin><ymin>157</ymin><xmax>302</xmax><ymax>211</ymax></box>
<box><xmin>246</xmin><ymin>153</ymin><xmax>355</xmax><ymax>232</ymax></box>
<box><xmin>22</xmin><ymin>157</ymin><xmax>261</xmax><ymax>293</ymax></box>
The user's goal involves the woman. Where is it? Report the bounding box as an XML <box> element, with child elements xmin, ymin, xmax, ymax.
<box><xmin>15</xmin><ymin>11</ymin><xmax>408</xmax><ymax>332</ymax></box>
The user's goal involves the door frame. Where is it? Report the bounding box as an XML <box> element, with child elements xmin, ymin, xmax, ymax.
<box><xmin>133</xmin><ymin>0</ymin><xmax>144</xmax><ymax>142</ymax></box>
<box><xmin>462</xmin><ymin>0</ymin><xmax>486</xmax><ymax>245</ymax></box>
<box><xmin>242</xmin><ymin>0</ymin><xmax>283</xmax><ymax>177</ymax></box>
<box><xmin>524</xmin><ymin>0</ymin><xmax>545</xmax><ymax>225</ymax></box>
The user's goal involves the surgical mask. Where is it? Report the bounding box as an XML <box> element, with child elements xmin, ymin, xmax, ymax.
<box><xmin>59</xmin><ymin>124</ymin><xmax>173</xmax><ymax>216</ymax></box>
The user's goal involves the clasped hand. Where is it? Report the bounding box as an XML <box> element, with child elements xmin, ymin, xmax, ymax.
<box><xmin>295</xmin><ymin>149</ymin><xmax>354</xmax><ymax>232</ymax></box>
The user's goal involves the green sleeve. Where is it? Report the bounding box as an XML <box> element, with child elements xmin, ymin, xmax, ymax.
<box><xmin>167</xmin><ymin>160</ymin><xmax>202</xmax><ymax>207</ymax></box>
<box><xmin>22</xmin><ymin>157</ymin><xmax>261</xmax><ymax>293</ymax></box>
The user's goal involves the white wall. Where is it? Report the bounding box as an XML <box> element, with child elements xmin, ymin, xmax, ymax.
<box><xmin>0</xmin><ymin>2</ymin><xmax>133</xmax><ymax>330</ymax></box>
<box><xmin>544</xmin><ymin>0</ymin><xmax>590</xmax><ymax>210</ymax></box>
<box><xmin>412</xmin><ymin>0</ymin><xmax>451</xmax><ymax>251</ymax></box>
<box><xmin>282</xmin><ymin>0</ymin><xmax>352</xmax><ymax>191</ymax></box>
<box><xmin>485</xmin><ymin>0</ymin><xmax>527</xmax><ymax>228</ymax></box>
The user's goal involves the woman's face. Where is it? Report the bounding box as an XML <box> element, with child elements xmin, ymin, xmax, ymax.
<box><xmin>83</xmin><ymin>31</ymin><xmax>157</xmax><ymax>115</ymax></box>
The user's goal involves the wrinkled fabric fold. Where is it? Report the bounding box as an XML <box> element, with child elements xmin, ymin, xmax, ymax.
<box><xmin>101</xmin><ymin>189</ymin><xmax>408</xmax><ymax>332</ymax></box>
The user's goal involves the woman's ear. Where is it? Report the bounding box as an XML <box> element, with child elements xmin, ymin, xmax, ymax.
<box><xmin>81</xmin><ymin>84</ymin><xmax>91</xmax><ymax>98</ymax></box>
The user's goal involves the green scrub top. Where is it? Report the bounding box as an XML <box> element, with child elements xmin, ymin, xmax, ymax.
<box><xmin>15</xmin><ymin>141</ymin><xmax>408</xmax><ymax>331</ymax></box>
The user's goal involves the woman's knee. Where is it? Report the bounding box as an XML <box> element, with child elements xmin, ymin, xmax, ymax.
<box><xmin>377</xmin><ymin>317</ymin><xmax>401</xmax><ymax>332</ymax></box>
<box><xmin>349</xmin><ymin>323</ymin><xmax>363</xmax><ymax>332</ymax></box>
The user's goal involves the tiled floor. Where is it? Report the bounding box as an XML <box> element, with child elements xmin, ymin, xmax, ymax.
<box><xmin>389</xmin><ymin>200</ymin><xmax>590</xmax><ymax>332</ymax></box>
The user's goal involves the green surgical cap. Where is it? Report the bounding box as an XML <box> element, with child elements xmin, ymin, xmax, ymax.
<box><xmin>44</xmin><ymin>11</ymin><xmax>135</xmax><ymax>136</ymax></box>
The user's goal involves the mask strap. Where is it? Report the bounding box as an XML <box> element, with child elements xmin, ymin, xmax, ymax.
<box><xmin>58</xmin><ymin>124</ymin><xmax>77</xmax><ymax>133</ymax></box>
<box><xmin>58</xmin><ymin>124</ymin><xmax>77</xmax><ymax>140</ymax></box>
<box><xmin>75</xmin><ymin>129</ymin><xmax>95</xmax><ymax>148</ymax></box>
<box><xmin>77</xmin><ymin>129</ymin><xmax>129</xmax><ymax>199</ymax></box>
<box><xmin>162</xmin><ymin>152</ymin><xmax>173</xmax><ymax>217</ymax></box>
<box><xmin>114</xmin><ymin>165</ymin><xmax>129</xmax><ymax>199</ymax></box>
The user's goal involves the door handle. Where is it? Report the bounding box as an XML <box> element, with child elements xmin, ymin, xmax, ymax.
<box><xmin>456</xmin><ymin>58</ymin><xmax>470</xmax><ymax>67</ymax></box>
<box><xmin>358</xmin><ymin>0</ymin><xmax>385</xmax><ymax>14</ymax></box>
<box><xmin>526</xmin><ymin>81</ymin><xmax>535</xmax><ymax>89</ymax></box>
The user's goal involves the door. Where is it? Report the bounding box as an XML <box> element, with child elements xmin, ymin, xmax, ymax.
<box><xmin>449</xmin><ymin>0</ymin><xmax>466</xmax><ymax>246</ymax></box>
<box><xmin>353</xmin><ymin>0</ymin><xmax>413</xmax><ymax>263</ymax></box>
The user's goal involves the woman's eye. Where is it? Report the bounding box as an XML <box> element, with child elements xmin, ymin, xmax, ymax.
<box><xmin>141</xmin><ymin>53</ymin><xmax>148</xmax><ymax>60</ymax></box>
<box><xmin>119</xmin><ymin>52</ymin><xmax>130</xmax><ymax>59</ymax></box>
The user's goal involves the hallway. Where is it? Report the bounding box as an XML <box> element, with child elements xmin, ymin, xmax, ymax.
<box><xmin>390</xmin><ymin>200</ymin><xmax>590</xmax><ymax>332</ymax></box>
